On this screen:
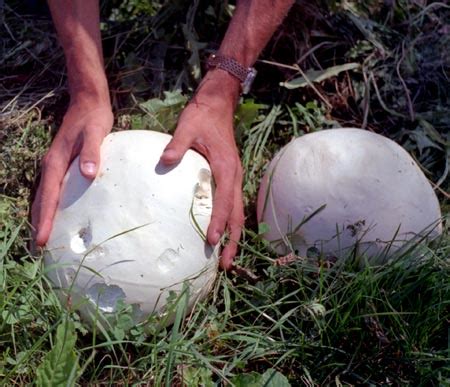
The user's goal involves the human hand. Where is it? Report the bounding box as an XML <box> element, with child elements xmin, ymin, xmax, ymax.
<box><xmin>32</xmin><ymin>102</ymin><xmax>113</xmax><ymax>247</ymax></box>
<box><xmin>160</xmin><ymin>72</ymin><xmax>244</xmax><ymax>270</ymax></box>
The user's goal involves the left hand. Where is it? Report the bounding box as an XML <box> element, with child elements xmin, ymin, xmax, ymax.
<box><xmin>160</xmin><ymin>71</ymin><xmax>244</xmax><ymax>270</ymax></box>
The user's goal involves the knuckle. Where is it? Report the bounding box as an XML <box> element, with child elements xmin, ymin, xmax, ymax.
<box><xmin>86</xmin><ymin>123</ymin><xmax>111</xmax><ymax>136</ymax></box>
<box><xmin>40</xmin><ymin>148</ymin><xmax>69</xmax><ymax>178</ymax></box>
<box><xmin>231</xmin><ymin>214</ymin><xmax>245</xmax><ymax>229</ymax></box>
<box><xmin>230</xmin><ymin>224</ymin><xmax>244</xmax><ymax>239</ymax></box>
<box><xmin>216</xmin><ymin>197</ymin><xmax>234</xmax><ymax>213</ymax></box>
<box><xmin>79</xmin><ymin>144</ymin><xmax>99</xmax><ymax>159</ymax></box>
<box><xmin>83</xmin><ymin>125</ymin><xmax>100</xmax><ymax>136</ymax></box>
<box><xmin>211</xmin><ymin>212</ymin><xmax>228</xmax><ymax>227</ymax></box>
<box><xmin>41</xmin><ymin>151</ymin><xmax>57</xmax><ymax>168</ymax></box>
<box><xmin>210</xmin><ymin>214</ymin><xmax>227</xmax><ymax>231</ymax></box>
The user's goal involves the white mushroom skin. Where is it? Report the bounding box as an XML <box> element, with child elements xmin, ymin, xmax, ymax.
<box><xmin>257</xmin><ymin>128</ymin><xmax>442</xmax><ymax>262</ymax></box>
<box><xmin>44</xmin><ymin>130</ymin><xmax>218</xmax><ymax>327</ymax></box>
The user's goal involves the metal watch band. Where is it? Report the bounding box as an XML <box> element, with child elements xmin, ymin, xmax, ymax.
<box><xmin>207</xmin><ymin>53</ymin><xmax>257</xmax><ymax>94</ymax></box>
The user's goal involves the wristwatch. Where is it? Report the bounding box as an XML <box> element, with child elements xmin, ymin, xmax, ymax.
<box><xmin>207</xmin><ymin>53</ymin><xmax>257</xmax><ymax>94</ymax></box>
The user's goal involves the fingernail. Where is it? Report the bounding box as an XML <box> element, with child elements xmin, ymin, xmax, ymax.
<box><xmin>83</xmin><ymin>162</ymin><xmax>96</xmax><ymax>175</ymax></box>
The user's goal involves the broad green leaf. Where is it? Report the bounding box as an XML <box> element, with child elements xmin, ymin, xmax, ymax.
<box><xmin>280</xmin><ymin>63</ymin><xmax>360</xmax><ymax>89</ymax></box>
<box><xmin>235</xmin><ymin>99</ymin><xmax>267</xmax><ymax>131</ymax></box>
<box><xmin>231</xmin><ymin>372</ymin><xmax>263</xmax><ymax>387</ymax></box>
<box><xmin>2</xmin><ymin>309</ymin><xmax>18</xmax><ymax>325</ymax></box>
<box><xmin>139</xmin><ymin>91</ymin><xmax>187</xmax><ymax>132</ymax></box>
<box><xmin>182</xmin><ymin>366</ymin><xmax>214</xmax><ymax>387</ymax></box>
<box><xmin>36</xmin><ymin>320</ymin><xmax>79</xmax><ymax>387</ymax></box>
<box><xmin>260</xmin><ymin>369</ymin><xmax>291</xmax><ymax>386</ymax></box>
<box><xmin>231</xmin><ymin>369</ymin><xmax>291</xmax><ymax>387</ymax></box>
<box><xmin>258</xmin><ymin>222</ymin><xmax>270</xmax><ymax>235</ymax></box>
<box><xmin>22</xmin><ymin>260</ymin><xmax>39</xmax><ymax>280</ymax></box>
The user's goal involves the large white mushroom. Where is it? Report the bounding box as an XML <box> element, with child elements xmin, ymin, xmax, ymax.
<box><xmin>44</xmin><ymin>130</ymin><xmax>218</xmax><ymax>327</ymax></box>
<box><xmin>257</xmin><ymin>128</ymin><xmax>442</xmax><ymax>263</ymax></box>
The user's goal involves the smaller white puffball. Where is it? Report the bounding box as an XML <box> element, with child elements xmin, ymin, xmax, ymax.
<box><xmin>257</xmin><ymin>128</ymin><xmax>442</xmax><ymax>262</ymax></box>
<box><xmin>44</xmin><ymin>130</ymin><xmax>218</xmax><ymax>328</ymax></box>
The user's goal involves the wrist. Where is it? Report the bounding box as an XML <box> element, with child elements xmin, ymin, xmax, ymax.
<box><xmin>69</xmin><ymin>86</ymin><xmax>111</xmax><ymax>110</ymax></box>
<box><xmin>207</xmin><ymin>53</ymin><xmax>257</xmax><ymax>94</ymax></box>
<box><xmin>195</xmin><ymin>69</ymin><xmax>241</xmax><ymax>108</ymax></box>
<box><xmin>66</xmin><ymin>64</ymin><xmax>110</xmax><ymax>107</ymax></box>
<box><xmin>69</xmin><ymin>87</ymin><xmax>110</xmax><ymax>108</ymax></box>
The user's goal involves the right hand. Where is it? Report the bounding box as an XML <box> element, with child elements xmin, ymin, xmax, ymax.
<box><xmin>160</xmin><ymin>70</ymin><xmax>244</xmax><ymax>270</ymax></box>
<box><xmin>32</xmin><ymin>101</ymin><xmax>113</xmax><ymax>247</ymax></box>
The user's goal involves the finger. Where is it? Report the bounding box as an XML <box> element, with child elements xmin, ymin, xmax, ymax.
<box><xmin>207</xmin><ymin>158</ymin><xmax>237</xmax><ymax>246</ymax></box>
<box><xmin>220</xmin><ymin>222</ymin><xmax>242</xmax><ymax>270</ymax></box>
<box><xmin>79</xmin><ymin>127</ymin><xmax>105</xmax><ymax>179</ymax></box>
<box><xmin>220</xmin><ymin>167</ymin><xmax>244</xmax><ymax>270</ymax></box>
<box><xmin>160</xmin><ymin>128</ymin><xmax>194</xmax><ymax>165</ymax></box>
<box><xmin>32</xmin><ymin>151</ymin><xmax>70</xmax><ymax>246</ymax></box>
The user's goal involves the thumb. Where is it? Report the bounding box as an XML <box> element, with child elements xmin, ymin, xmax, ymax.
<box><xmin>79</xmin><ymin>128</ymin><xmax>105</xmax><ymax>179</ymax></box>
<box><xmin>160</xmin><ymin>130</ymin><xmax>193</xmax><ymax>165</ymax></box>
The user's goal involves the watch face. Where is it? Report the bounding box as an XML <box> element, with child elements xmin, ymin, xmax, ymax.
<box><xmin>242</xmin><ymin>68</ymin><xmax>257</xmax><ymax>94</ymax></box>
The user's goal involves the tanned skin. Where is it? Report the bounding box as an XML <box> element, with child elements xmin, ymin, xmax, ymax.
<box><xmin>32</xmin><ymin>0</ymin><xmax>294</xmax><ymax>269</ymax></box>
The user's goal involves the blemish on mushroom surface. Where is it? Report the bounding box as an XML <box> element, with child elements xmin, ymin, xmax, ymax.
<box><xmin>157</xmin><ymin>248</ymin><xmax>180</xmax><ymax>273</ymax></box>
<box><xmin>65</xmin><ymin>268</ymin><xmax>77</xmax><ymax>284</ymax></box>
<box><xmin>86</xmin><ymin>283</ymin><xmax>126</xmax><ymax>313</ymax></box>
<box><xmin>85</xmin><ymin>245</ymin><xmax>106</xmax><ymax>260</ymax></box>
<box><xmin>70</xmin><ymin>224</ymin><xmax>92</xmax><ymax>254</ymax></box>
<box><xmin>193</xmin><ymin>169</ymin><xmax>213</xmax><ymax>215</ymax></box>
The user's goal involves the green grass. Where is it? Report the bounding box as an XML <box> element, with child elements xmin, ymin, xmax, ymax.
<box><xmin>1</xmin><ymin>0</ymin><xmax>449</xmax><ymax>385</ymax></box>
<box><xmin>0</xmin><ymin>211</ymin><xmax>448</xmax><ymax>385</ymax></box>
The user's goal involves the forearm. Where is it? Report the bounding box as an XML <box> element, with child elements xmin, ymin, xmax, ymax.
<box><xmin>220</xmin><ymin>0</ymin><xmax>294</xmax><ymax>66</ymax></box>
<box><xmin>200</xmin><ymin>0</ymin><xmax>294</xmax><ymax>105</ymax></box>
<box><xmin>48</xmin><ymin>0</ymin><xmax>109</xmax><ymax>105</ymax></box>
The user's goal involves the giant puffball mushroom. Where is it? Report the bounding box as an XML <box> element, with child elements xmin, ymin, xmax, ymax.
<box><xmin>44</xmin><ymin>130</ymin><xmax>218</xmax><ymax>328</ymax></box>
<box><xmin>257</xmin><ymin>128</ymin><xmax>442</xmax><ymax>263</ymax></box>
